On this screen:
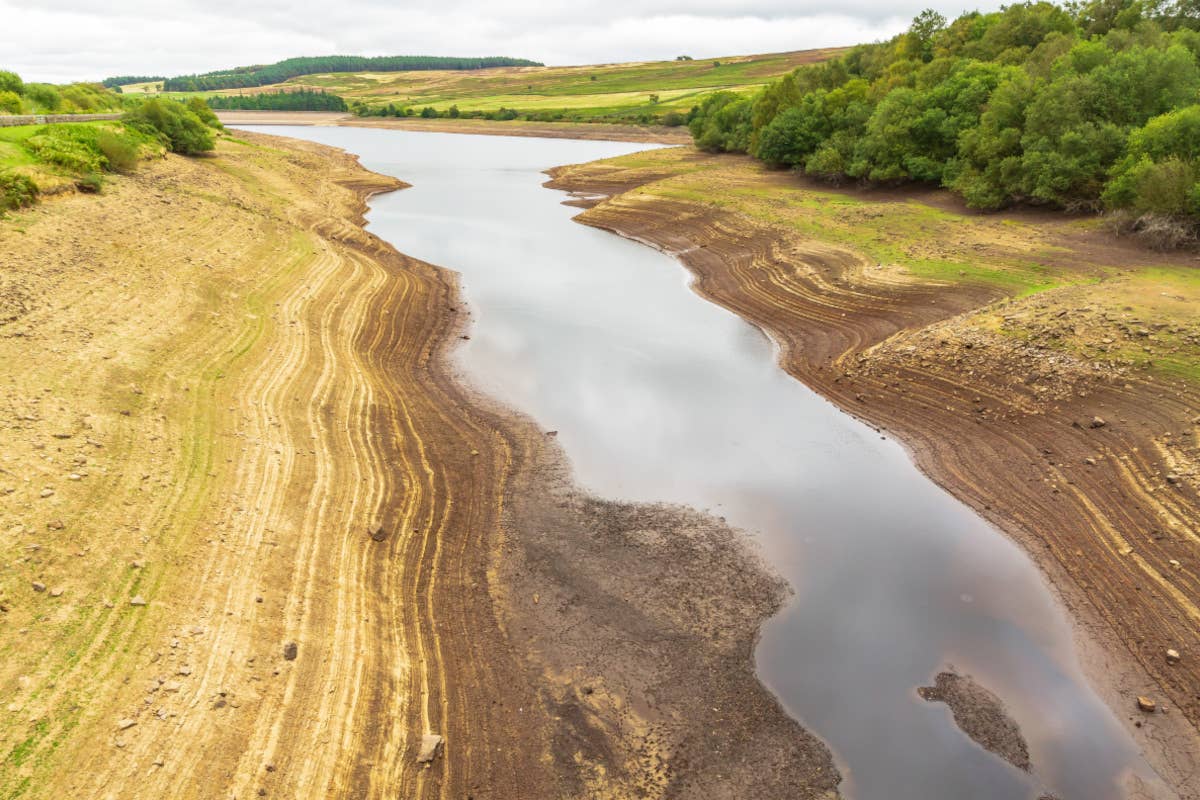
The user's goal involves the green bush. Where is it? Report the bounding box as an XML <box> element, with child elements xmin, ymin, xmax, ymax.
<box><xmin>96</xmin><ymin>129</ymin><xmax>140</xmax><ymax>172</ymax></box>
<box><xmin>0</xmin><ymin>70</ymin><xmax>23</xmax><ymax>95</ymax></box>
<box><xmin>24</xmin><ymin>84</ymin><xmax>61</xmax><ymax>112</ymax></box>
<box><xmin>185</xmin><ymin>96</ymin><xmax>223</xmax><ymax>129</ymax></box>
<box><xmin>25</xmin><ymin>126</ymin><xmax>107</xmax><ymax>172</ymax></box>
<box><xmin>76</xmin><ymin>172</ymin><xmax>104</xmax><ymax>193</ymax></box>
<box><xmin>0</xmin><ymin>90</ymin><xmax>22</xmax><ymax>114</ymax></box>
<box><xmin>124</xmin><ymin>99</ymin><xmax>215</xmax><ymax>155</ymax></box>
<box><xmin>0</xmin><ymin>172</ymin><xmax>37</xmax><ymax>210</ymax></box>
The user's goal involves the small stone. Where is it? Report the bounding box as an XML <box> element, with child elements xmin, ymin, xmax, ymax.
<box><xmin>178</xmin><ymin>666</ymin><xmax>193</xmax><ymax>676</ymax></box>
<box><xmin>32</xmin><ymin>582</ymin><xmax>46</xmax><ymax>593</ymax></box>
<box><xmin>47</xmin><ymin>520</ymin><xmax>64</xmax><ymax>530</ymax></box>
<box><xmin>49</xmin><ymin>588</ymin><xmax>63</xmax><ymax>598</ymax></box>
<box><xmin>1137</xmin><ymin>696</ymin><xmax>1157</xmax><ymax>712</ymax></box>
<box><xmin>130</xmin><ymin>595</ymin><xmax>147</xmax><ymax>606</ymax></box>
<box><xmin>282</xmin><ymin>641</ymin><xmax>298</xmax><ymax>661</ymax></box>
<box><xmin>368</xmin><ymin>524</ymin><xmax>386</xmax><ymax>542</ymax></box>
<box><xmin>1084</xmin><ymin>457</ymin><xmax>1096</xmax><ymax>466</ymax></box>
<box><xmin>162</xmin><ymin>681</ymin><xmax>182</xmax><ymax>693</ymax></box>
<box><xmin>1089</xmin><ymin>416</ymin><xmax>1107</xmax><ymax>429</ymax></box>
<box><xmin>1165</xmin><ymin>474</ymin><xmax>1180</xmax><ymax>485</ymax></box>
<box><xmin>117</xmin><ymin>718</ymin><xmax>137</xmax><ymax>730</ymax></box>
<box><xmin>416</xmin><ymin>733</ymin><xmax>443</xmax><ymax>763</ymax></box>
<box><xmin>39</xmin><ymin>488</ymin><xmax>55</xmax><ymax>498</ymax></box>
<box><xmin>1166</xmin><ymin>649</ymin><xmax>1181</xmax><ymax>665</ymax></box>
<box><xmin>152</xmin><ymin>757</ymin><xmax>165</xmax><ymax>767</ymax></box>
<box><xmin>68</xmin><ymin>473</ymin><xmax>82</xmax><ymax>481</ymax></box>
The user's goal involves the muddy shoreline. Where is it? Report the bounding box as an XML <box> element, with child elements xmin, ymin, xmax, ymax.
<box><xmin>269</xmin><ymin>134</ymin><xmax>846</xmax><ymax>795</ymax></box>
<box><xmin>546</xmin><ymin>155</ymin><xmax>1200</xmax><ymax>798</ymax></box>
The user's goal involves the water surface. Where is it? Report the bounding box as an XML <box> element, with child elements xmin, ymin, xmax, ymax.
<box><xmin>241</xmin><ymin>126</ymin><xmax>1160</xmax><ymax>800</ymax></box>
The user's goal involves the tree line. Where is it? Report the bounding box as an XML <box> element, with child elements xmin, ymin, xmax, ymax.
<box><xmin>688</xmin><ymin>0</ymin><xmax>1200</xmax><ymax>241</ymax></box>
<box><xmin>206</xmin><ymin>89</ymin><xmax>348</xmax><ymax>112</ymax></box>
<box><xmin>101</xmin><ymin>75</ymin><xmax>165</xmax><ymax>88</ymax></box>
<box><xmin>159</xmin><ymin>55</ymin><xmax>543</xmax><ymax>92</ymax></box>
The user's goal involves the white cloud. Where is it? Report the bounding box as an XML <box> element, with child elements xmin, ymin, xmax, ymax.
<box><xmin>1</xmin><ymin>0</ymin><xmax>1004</xmax><ymax>83</ymax></box>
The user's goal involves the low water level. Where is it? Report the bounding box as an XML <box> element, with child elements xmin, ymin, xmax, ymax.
<box><xmin>243</xmin><ymin>126</ymin><xmax>1160</xmax><ymax>800</ymax></box>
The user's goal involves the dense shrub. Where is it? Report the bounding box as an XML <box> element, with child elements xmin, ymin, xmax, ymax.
<box><xmin>96</xmin><ymin>129</ymin><xmax>141</xmax><ymax>172</ymax></box>
<box><xmin>185</xmin><ymin>96</ymin><xmax>223</xmax><ymax>129</ymax></box>
<box><xmin>25</xmin><ymin>126</ymin><xmax>107</xmax><ymax>172</ymax></box>
<box><xmin>124</xmin><ymin>99</ymin><xmax>215</xmax><ymax>154</ymax></box>
<box><xmin>0</xmin><ymin>172</ymin><xmax>37</xmax><ymax>210</ymax></box>
<box><xmin>0</xmin><ymin>70</ymin><xmax>23</xmax><ymax>95</ymax></box>
<box><xmin>0</xmin><ymin>90</ymin><xmax>21</xmax><ymax>114</ymax></box>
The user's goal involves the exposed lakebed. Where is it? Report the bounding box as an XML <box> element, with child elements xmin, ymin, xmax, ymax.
<box><xmin>241</xmin><ymin>126</ymin><xmax>1162</xmax><ymax>800</ymax></box>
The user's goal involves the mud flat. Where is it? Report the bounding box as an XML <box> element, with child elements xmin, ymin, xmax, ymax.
<box><xmin>0</xmin><ymin>130</ymin><xmax>837</xmax><ymax>798</ymax></box>
<box><xmin>548</xmin><ymin>146</ymin><xmax>1200</xmax><ymax>797</ymax></box>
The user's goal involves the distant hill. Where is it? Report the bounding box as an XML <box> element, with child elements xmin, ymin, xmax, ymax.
<box><xmin>235</xmin><ymin>48</ymin><xmax>847</xmax><ymax>126</ymax></box>
<box><xmin>150</xmin><ymin>56</ymin><xmax>544</xmax><ymax>92</ymax></box>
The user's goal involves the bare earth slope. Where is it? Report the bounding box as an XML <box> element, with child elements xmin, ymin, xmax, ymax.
<box><xmin>548</xmin><ymin>148</ymin><xmax>1200</xmax><ymax>797</ymax></box>
<box><xmin>0</xmin><ymin>133</ymin><xmax>835</xmax><ymax>797</ymax></box>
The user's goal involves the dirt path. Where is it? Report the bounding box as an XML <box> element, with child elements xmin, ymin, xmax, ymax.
<box><xmin>1</xmin><ymin>133</ymin><xmax>837</xmax><ymax>798</ymax></box>
<box><xmin>549</xmin><ymin>150</ymin><xmax>1200</xmax><ymax>798</ymax></box>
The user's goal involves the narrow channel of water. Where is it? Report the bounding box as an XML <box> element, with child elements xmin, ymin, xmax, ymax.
<box><xmin>242</xmin><ymin>126</ymin><xmax>1161</xmax><ymax>800</ymax></box>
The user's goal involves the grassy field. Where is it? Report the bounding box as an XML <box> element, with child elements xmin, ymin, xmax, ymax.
<box><xmin>124</xmin><ymin>48</ymin><xmax>844</xmax><ymax>123</ymax></box>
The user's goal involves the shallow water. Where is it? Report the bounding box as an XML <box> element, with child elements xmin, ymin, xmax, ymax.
<box><xmin>241</xmin><ymin>125</ymin><xmax>1159</xmax><ymax>800</ymax></box>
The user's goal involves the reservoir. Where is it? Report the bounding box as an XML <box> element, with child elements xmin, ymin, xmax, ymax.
<box><xmin>240</xmin><ymin>125</ymin><xmax>1161</xmax><ymax>800</ymax></box>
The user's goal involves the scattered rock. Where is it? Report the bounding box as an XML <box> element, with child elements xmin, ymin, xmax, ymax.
<box><xmin>130</xmin><ymin>595</ymin><xmax>147</xmax><ymax>606</ymax></box>
<box><xmin>39</xmin><ymin>488</ymin><xmax>55</xmax><ymax>498</ymax></box>
<box><xmin>178</xmin><ymin>666</ymin><xmax>193</xmax><ymax>676</ymax></box>
<box><xmin>31</xmin><ymin>582</ymin><xmax>46</xmax><ymax>593</ymax></box>
<box><xmin>1084</xmin><ymin>457</ymin><xmax>1096</xmax><ymax>466</ymax></box>
<box><xmin>1165</xmin><ymin>474</ymin><xmax>1181</xmax><ymax>485</ymax></box>
<box><xmin>162</xmin><ymin>681</ymin><xmax>182</xmax><ymax>693</ymax></box>
<box><xmin>1166</xmin><ymin>649</ymin><xmax>1181</xmax><ymax>665</ymax></box>
<box><xmin>416</xmin><ymin>733</ymin><xmax>443</xmax><ymax>764</ymax></box>
<box><xmin>50</xmin><ymin>587</ymin><xmax>63</xmax><ymax>598</ymax></box>
<box><xmin>46</xmin><ymin>519</ymin><xmax>64</xmax><ymax>530</ymax></box>
<box><xmin>368</xmin><ymin>524</ymin><xmax>387</xmax><ymax>542</ymax></box>
<box><xmin>282</xmin><ymin>641</ymin><xmax>298</xmax><ymax>661</ymax></box>
<box><xmin>117</xmin><ymin>718</ymin><xmax>137</xmax><ymax>730</ymax></box>
<box><xmin>1089</xmin><ymin>416</ymin><xmax>1107</xmax><ymax>429</ymax></box>
<box><xmin>1137</xmin><ymin>696</ymin><xmax>1157</xmax><ymax>712</ymax></box>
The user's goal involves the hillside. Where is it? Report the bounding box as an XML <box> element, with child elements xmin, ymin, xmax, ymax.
<box><xmin>129</xmin><ymin>48</ymin><xmax>845</xmax><ymax>125</ymax></box>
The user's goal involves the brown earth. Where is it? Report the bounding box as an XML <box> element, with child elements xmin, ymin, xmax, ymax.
<box><xmin>548</xmin><ymin>149</ymin><xmax>1200</xmax><ymax>798</ymax></box>
<box><xmin>0</xmin><ymin>132</ymin><xmax>835</xmax><ymax>797</ymax></box>
<box><xmin>918</xmin><ymin>671</ymin><xmax>1031</xmax><ymax>772</ymax></box>
<box><xmin>215</xmin><ymin>110</ymin><xmax>692</xmax><ymax>144</ymax></box>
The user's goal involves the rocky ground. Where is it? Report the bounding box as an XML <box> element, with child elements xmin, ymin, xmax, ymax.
<box><xmin>549</xmin><ymin>148</ymin><xmax>1200</xmax><ymax>798</ymax></box>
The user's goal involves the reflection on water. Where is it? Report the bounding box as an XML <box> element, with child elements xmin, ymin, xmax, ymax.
<box><xmin>241</xmin><ymin>126</ymin><xmax>1160</xmax><ymax>800</ymax></box>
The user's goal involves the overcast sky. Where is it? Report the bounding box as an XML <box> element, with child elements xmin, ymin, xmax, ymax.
<box><xmin>2</xmin><ymin>1</ymin><xmax>1002</xmax><ymax>83</ymax></box>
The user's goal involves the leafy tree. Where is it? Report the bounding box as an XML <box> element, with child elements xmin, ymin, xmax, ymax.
<box><xmin>0</xmin><ymin>70</ymin><xmax>23</xmax><ymax>95</ymax></box>
<box><xmin>124</xmin><ymin>99</ymin><xmax>215</xmax><ymax>155</ymax></box>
